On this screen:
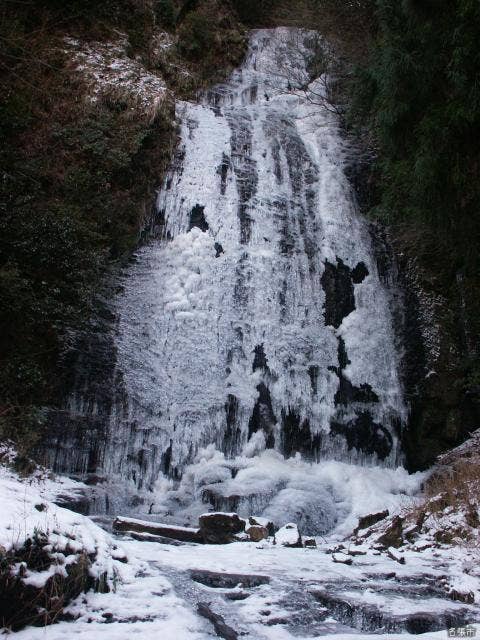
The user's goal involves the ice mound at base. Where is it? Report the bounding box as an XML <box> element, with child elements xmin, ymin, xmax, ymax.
<box><xmin>151</xmin><ymin>445</ymin><xmax>424</xmax><ymax>537</ymax></box>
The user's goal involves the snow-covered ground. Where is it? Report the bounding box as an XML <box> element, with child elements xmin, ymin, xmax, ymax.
<box><xmin>2</xmin><ymin>446</ymin><xmax>480</xmax><ymax>638</ymax></box>
<box><xmin>8</xmin><ymin>530</ymin><xmax>480</xmax><ymax>639</ymax></box>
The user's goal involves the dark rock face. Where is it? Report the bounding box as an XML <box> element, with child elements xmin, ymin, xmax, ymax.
<box><xmin>354</xmin><ymin>509</ymin><xmax>389</xmax><ymax>534</ymax></box>
<box><xmin>331</xmin><ymin>412</ymin><xmax>393</xmax><ymax>461</ymax></box>
<box><xmin>320</xmin><ymin>258</ymin><xmax>355</xmax><ymax>329</ymax></box>
<box><xmin>248</xmin><ymin>383</ymin><xmax>276</xmax><ymax>449</ymax></box>
<box><xmin>214</xmin><ymin>242</ymin><xmax>224</xmax><ymax>257</ymax></box>
<box><xmin>188</xmin><ymin>204</ymin><xmax>209</xmax><ymax>232</ymax></box>
<box><xmin>39</xmin><ymin>299</ymin><xmax>119</xmax><ymax>488</ymax></box>
<box><xmin>198</xmin><ymin>512</ymin><xmax>245</xmax><ymax>544</ymax></box>
<box><xmin>376</xmin><ymin>515</ymin><xmax>404</xmax><ymax>548</ymax></box>
<box><xmin>281</xmin><ymin>410</ymin><xmax>320</xmax><ymax>459</ymax></box>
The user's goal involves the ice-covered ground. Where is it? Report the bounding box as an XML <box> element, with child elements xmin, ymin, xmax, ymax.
<box><xmin>9</xmin><ymin>530</ymin><xmax>480</xmax><ymax>639</ymax></box>
<box><xmin>2</xmin><ymin>450</ymin><xmax>479</xmax><ymax>638</ymax></box>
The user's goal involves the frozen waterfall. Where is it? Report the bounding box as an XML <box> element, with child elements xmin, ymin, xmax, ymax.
<box><xmin>48</xmin><ymin>29</ymin><xmax>410</xmax><ymax>531</ymax></box>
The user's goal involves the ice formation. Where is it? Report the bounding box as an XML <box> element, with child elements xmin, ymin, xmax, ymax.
<box><xmin>49</xmin><ymin>29</ymin><xmax>410</xmax><ymax>534</ymax></box>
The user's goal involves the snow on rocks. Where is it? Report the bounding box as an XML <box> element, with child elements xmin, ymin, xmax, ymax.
<box><xmin>275</xmin><ymin>523</ymin><xmax>302</xmax><ymax>548</ymax></box>
<box><xmin>0</xmin><ymin>462</ymin><xmax>126</xmax><ymax>630</ymax></box>
<box><xmin>113</xmin><ymin>516</ymin><xmax>202</xmax><ymax>543</ymax></box>
<box><xmin>198</xmin><ymin>512</ymin><xmax>246</xmax><ymax>544</ymax></box>
<box><xmin>64</xmin><ymin>35</ymin><xmax>170</xmax><ymax>121</ymax></box>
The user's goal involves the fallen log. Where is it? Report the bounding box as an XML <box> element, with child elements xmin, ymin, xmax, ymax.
<box><xmin>197</xmin><ymin>602</ymin><xmax>238</xmax><ymax>640</ymax></box>
<box><xmin>113</xmin><ymin>517</ymin><xmax>202</xmax><ymax>543</ymax></box>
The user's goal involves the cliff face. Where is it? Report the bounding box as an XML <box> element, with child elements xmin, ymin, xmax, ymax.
<box><xmin>0</xmin><ymin>0</ymin><xmax>246</xmax><ymax>453</ymax></box>
<box><xmin>2</xmin><ymin>0</ymin><xmax>478</xmax><ymax>477</ymax></box>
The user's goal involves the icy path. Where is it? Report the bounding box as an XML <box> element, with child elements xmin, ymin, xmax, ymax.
<box><xmin>14</xmin><ymin>535</ymin><xmax>480</xmax><ymax>639</ymax></box>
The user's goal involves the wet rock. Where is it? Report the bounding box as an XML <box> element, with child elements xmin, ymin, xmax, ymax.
<box><xmin>113</xmin><ymin>517</ymin><xmax>202</xmax><ymax>543</ymax></box>
<box><xmin>449</xmin><ymin>589</ymin><xmax>475</xmax><ymax>604</ymax></box>
<box><xmin>332</xmin><ymin>553</ymin><xmax>353</xmax><ymax>565</ymax></box>
<box><xmin>128</xmin><ymin>531</ymin><xmax>189</xmax><ymax>546</ymax></box>
<box><xmin>248</xmin><ymin>383</ymin><xmax>277</xmax><ymax>449</ymax></box>
<box><xmin>354</xmin><ymin>509</ymin><xmax>389</xmax><ymax>534</ymax></box>
<box><xmin>224</xmin><ymin>591</ymin><xmax>250</xmax><ymax>601</ymax></box>
<box><xmin>214</xmin><ymin>242</ymin><xmax>224</xmax><ymax>257</ymax></box>
<box><xmin>320</xmin><ymin>258</ymin><xmax>355</xmax><ymax>329</ymax></box>
<box><xmin>198</xmin><ymin>512</ymin><xmax>245</xmax><ymax>544</ymax></box>
<box><xmin>188</xmin><ymin>204</ymin><xmax>209</xmax><ymax>232</ymax></box>
<box><xmin>275</xmin><ymin>523</ymin><xmax>302</xmax><ymax>548</ymax></box>
<box><xmin>312</xmin><ymin>588</ymin><xmax>475</xmax><ymax>634</ymax></box>
<box><xmin>246</xmin><ymin>525</ymin><xmax>269</xmax><ymax>542</ymax></box>
<box><xmin>404</xmin><ymin>612</ymin><xmax>445</xmax><ymax>634</ymax></box>
<box><xmin>249</xmin><ymin>516</ymin><xmax>275</xmax><ymax>537</ymax></box>
<box><xmin>376</xmin><ymin>515</ymin><xmax>404</xmax><ymax>548</ymax></box>
<box><xmin>386</xmin><ymin>546</ymin><xmax>406</xmax><ymax>564</ymax></box>
<box><xmin>197</xmin><ymin>602</ymin><xmax>238</xmax><ymax>640</ymax></box>
<box><xmin>191</xmin><ymin>569</ymin><xmax>270</xmax><ymax>589</ymax></box>
<box><xmin>304</xmin><ymin>538</ymin><xmax>317</xmax><ymax>548</ymax></box>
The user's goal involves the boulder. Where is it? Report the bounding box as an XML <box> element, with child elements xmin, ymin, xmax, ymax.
<box><xmin>386</xmin><ymin>546</ymin><xmax>406</xmax><ymax>564</ymax></box>
<box><xmin>198</xmin><ymin>512</ymin><xmax>245</xmax><ymax>544</ymax></box>
<box><xmin>332</xmin><ymin>552</ymin><xmax>353</xmax><ymax>565</ymax></box>
<box><xmin>376</xmin><ymin>515</ymin><xmax>404</xmax><ymax>548</ymax></box>
<box><xmin>246</xmin><ymin>525</ymin><xmax>269</xmax><ymax>542</ymax></box>
<box><xmin>304</xmin><ymin>538</ymin><xmax>317</xmax><ymax>548</ymax></box>
<box><xmin>354</xmin><ymin>509</ymin><xmax>389</xmax><ymax>534</ymax></box>
<box><xmin>275</xmin><ymin>523</ymin><xmax>302</xmax><ymax>548</ymax></box>
<box><xmin>249</xmin><ymin>516</ymin><xmax>275</xmax><ymax>536</ymax></box>
<box><xmin>190</xmin><ymin>569</ymin><xmax>270</xmax><ymax>589</ymax></box>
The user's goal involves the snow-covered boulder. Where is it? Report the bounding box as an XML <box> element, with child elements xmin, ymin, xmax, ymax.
<box><xmin>275</xmin><ymin>523</ymin><xmax>302</xmax><ymax>548</ymax></box>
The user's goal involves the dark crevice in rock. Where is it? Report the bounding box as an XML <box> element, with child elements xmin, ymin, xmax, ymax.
<box><xmin>217</xmin><ymin>153</ymin><xmax>230</xmax><ymax>195</ymax></box>
<box><xmin>281</xmin><ymin>410</ymin><xmax>321</xmax><ymax>458</ymax></box>
<box><xmin>252</xmin><ymin>344</ymin><xmax>268</xmax><ymax>372</ymax></box>
<box><xmin>321</xmin><ymin>258</ymin><xmax>370</xmax><ymax>328</ymax></box>
<box><xmin>320</xmin><ymin>258</ymin><xmax>355</xmax><ymax>328</ymax></box>
<box><xmin>351</xmin><ymin>261</ymin><xmax>369</xmax><ymax>284</ymax></box>
<box><xmin>161</xmin><ymin>440</ymin><xmax>173</xmax><ymax>475</ymax></box>
<box><xmin>331</xmin><ymin>411</ymin><xmax>393</xmax><ymax>460</ymax></box>
<box><xmin>248</xmin><ymin>383</ymin><xmax>276</xmax><ymax>448</ymax></box>
<box><xmin>188</xmin><ymin>204</ymin><xmax>209</xmax><ymax>232</ymax></box>
<box><xmin>224</xmin><ymin>394</ymin><xmax>241</xmax><ymax>456</ymax></box>
<box><xmin>308</xmin><ymin>365</ymin><xmax>319</xmax><ymax>395</ymax></box>
<box><xmin>335</xmin><ymin>378</ymin><xmax>379</xmax><ymax>407</ymax></box>
<box><xmin>331</xmin><ymin>338</ymin><xmax>379</xmax><ymax>406</ymax></box>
